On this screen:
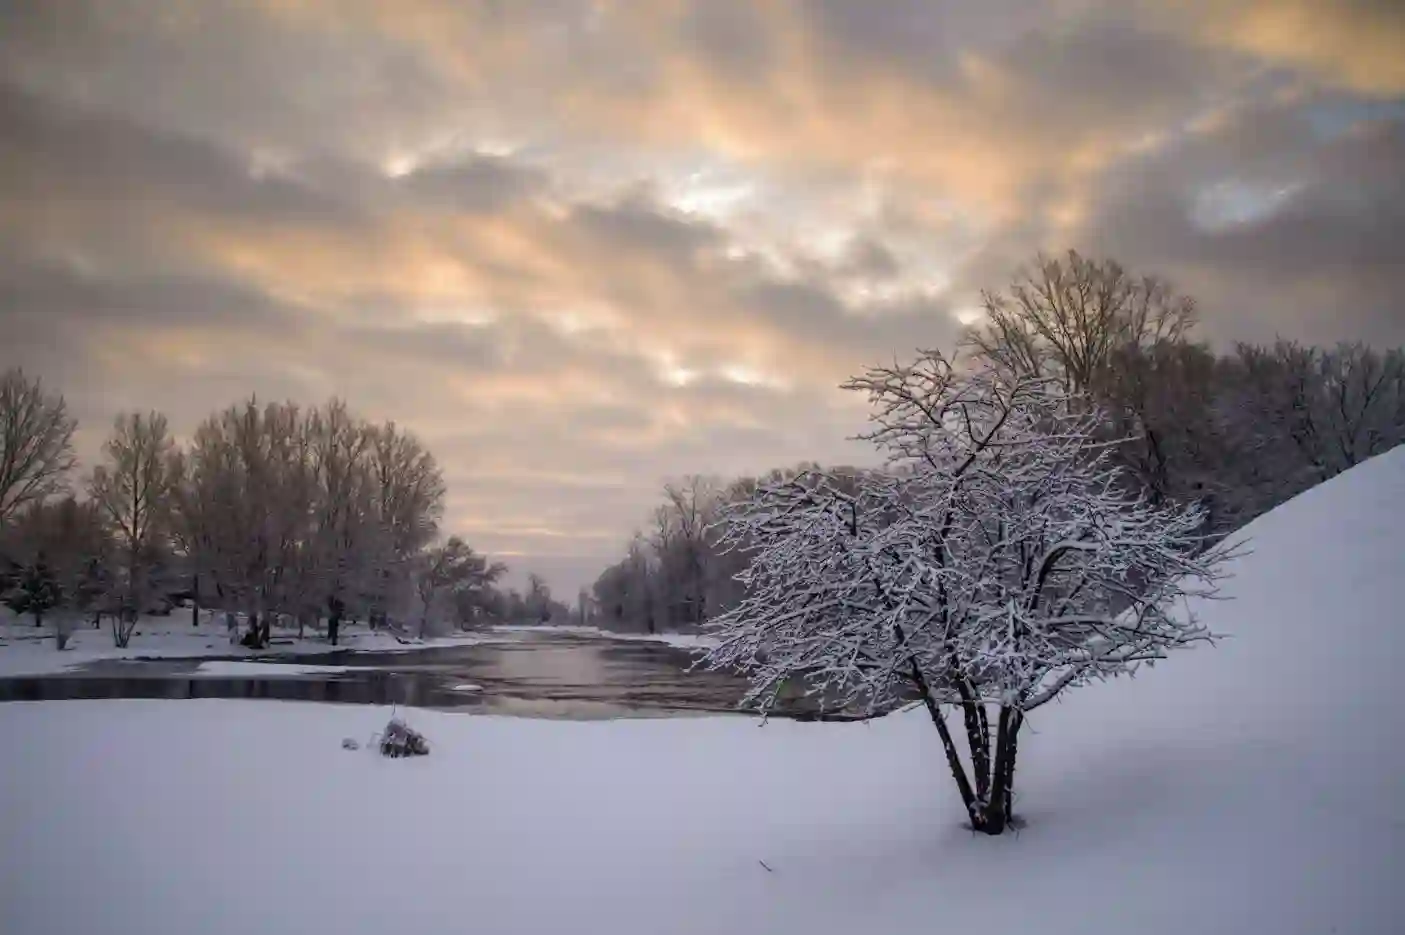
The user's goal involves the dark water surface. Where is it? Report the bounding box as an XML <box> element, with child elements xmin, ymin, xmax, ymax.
<box><xmin>0</xmin><ymin>631</ymin><xmax>841</xmax><ymax>720</ymax></box>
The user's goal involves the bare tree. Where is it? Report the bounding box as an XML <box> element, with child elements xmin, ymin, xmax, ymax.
<box><xmin>1224</xmin><ymin>341</ymin><xmax>1405</xmax><ymax>506</ymax></box>
<box><xmin>651</xmin><ymin>476</ymin><xmax>721</xmax><ymax>630</ymax></box>
<box><xmin>703</xmin><ymin>351</ymin><xmax>1230</xmax><ymax>835</ymax></box>
<box><xmin>966</xmin><ymin>250</ymin><xmax>1198</xmax><ymax>394</ymax></box>
<box><xmin>525</xmin><ymin>572</ymin><xmax>553</xmax><ymax>623</ymax></box>
<box><xmin>304</xmin><ymin>399</ymin><xmax>375</xmax><ymax>644</ymax></box>
<box><xmin>365</xmin><ymin>422</ymin><xmax>446</xmax><ymax>627</ymax></box>
<box><xmin>0</xmin><ymin>368</ymin><xmax>77</xmax><ymax>526</ymax></box>
<box><xmin>415</xmin><ymin>536</ymin><xmax>506</xmax><ymax>637</ymax></box>
<box><xmin>89</xmin><ymin>411</ymin><xmax>177</xmax><ymax>647</ymax></box>
<box><xmin>1093</xmin><ymin>340</ymin><xmax>1241</xmax><ymax>527</ymax></box>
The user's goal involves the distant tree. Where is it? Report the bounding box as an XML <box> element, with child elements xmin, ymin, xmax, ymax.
<box><xmin>0</xmin><ymin>368</ymin><xmax>77</xmax><ymax>525</ymax></box>
<box><xmin>1089</xmin><ymin>339</ymin><xmax>1245</xmax><ymax>532</ymax></box>
<box><xmin>575</xmin><ymin>587</ymin><xmax>592</xmax><ymax>627</ymax></box>
<box><xmin>364</xmin><ymin>422</ymin><xmax>446</xmax><ymax>627</ymax></box>
<box><xmin>303</xmin><ymin>400</ymin><xmax>376</xmax><ymax>645</ymax></box>
<box><xmin>4</xmin><ymin>556</ymin><xmax>60</xmax><ymax>630</ymax></box>
<box><xmin>651</xmin><ymin>476</ymin><xmax>721</xmax><ymax>630</ymax></box>
<box><xmin>415</xmin><ymin>536</ymin><xmax>506</xmax><ymax>637</ymax></box>
<box><xmin>525</xmin><ymin>573</ymin><xmax>553</xmax><ymax>623</ymax></box>
<box><xmin>89</xmin><ymin>412</ymin><xmax>177</xmax><ymax>648</ymax></box>
<box><xmin>703</xmin><ymin>351</ymin><xmax>1230</xmax><ymax>835</ymax></box>
<box><xmin>8</xmin><ymin>496</ymin><xmax>113</xmax><ymax>646</ymax></box>
<box><xmin>966</xmin><ymin>249</ymin><xmax>1198</xmax><ymax>394</ymax></box>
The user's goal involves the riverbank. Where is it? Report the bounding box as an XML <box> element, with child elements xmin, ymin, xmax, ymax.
<box><xmin>0</xmin><ymin>614</ymin><xmax>712</xmax><ymax>678</ymax></box>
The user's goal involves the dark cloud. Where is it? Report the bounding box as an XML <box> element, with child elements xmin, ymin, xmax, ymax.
<box><xmin>0</xmin><ymin>258</ymin><xmax>297</xmax><ymax>334</ymax></box>
<box><xmin>0</xmin><ymin>80</ymin><xmax>353</xmax><ymax>226</ymax></box>
<box><xmin>678</xmin><ymin>1</ymin><xmax>776</xmax><ymax>80</ymax></box>
<box><xmin>566</xmin><ymin>191</ymin><xmax>723</xmax><ymax>260</ymax></box>
<box><xmin>1074</xmin><ymin>101</ymin><xmax>1405</xmax><ymax>344</ymax></box>
<box><xmin>399</xmin><ymin>156</ymin><xmax>550</xmax><ymax>213</ymax></box>
<box><xmin>838</xmin><ymin>237</ymin><xmax>902</xmax><ymax>279</ymax></box>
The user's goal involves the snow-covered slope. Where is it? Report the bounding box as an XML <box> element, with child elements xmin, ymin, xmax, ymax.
<box><xmin>2</xmin><ymin>449</ymin><xmax>1402</xmax><ymax>935</ymax></box>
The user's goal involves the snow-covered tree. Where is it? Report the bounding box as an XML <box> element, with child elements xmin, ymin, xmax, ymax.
<box><xmin>89</xmin><ymin>411</ymin><xmax>178</xmax><ymax>647</ymax></box>
<box><xmin>702</xmin><ymin>350</ymin><xmax>1231</xmax><ymax>835</ymax></box>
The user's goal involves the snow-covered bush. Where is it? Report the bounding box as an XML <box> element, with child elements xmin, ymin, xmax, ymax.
<box><xmin>702</xmin><ymin>350</ymin><xmax>1232</xmax><ymax>835</ymax></box>
<box><xmin>378</xmin><ymin>717</ymin><xmax>430</xmax><ymax>757</ymax></box>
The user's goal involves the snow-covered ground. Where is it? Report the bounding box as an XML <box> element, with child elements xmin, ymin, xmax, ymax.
<box><xmin>0</xmin><ymin>616</ymin><xmax>509</xmax><ymax>677</ymax></box>
<box><xmin>0</xmin><ymin>616</ymin><xmax>713</xmax><ymax>678</ymax></box>
<box><xmin>493</xmin><ymin>622</ymin><xmax>718</xmax><ymax>650</ymax></box>
<box><xmin>191</xmin><ymin>660</ymin><xmax>351</xmax><ymax>677</ymax></box>
<box><xmin>3</xmin><ymin>448</ymin><xmax>1404</xmax><ymax>934</ymax></box>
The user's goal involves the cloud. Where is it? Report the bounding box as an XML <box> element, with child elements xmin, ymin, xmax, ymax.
<box><xmin>1072</xmin><ymin>96</ymin><xmax>1405</xmax><ymax>345</ymax></box>
<box><xmin>0</xmin><ymin>0</ymin><xmax>1402</xmax><ymax>593</ymax></box>
<box><xmin>1146</xmin><ymin>0</ymin><xmax>1405</xmax><ymax>98</ymax></box>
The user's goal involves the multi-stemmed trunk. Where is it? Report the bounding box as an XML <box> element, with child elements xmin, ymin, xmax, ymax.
<box><xmin>911</xmin><ymin>664</ymin><xmax>1024</xmax><ymax>835</ymax></box>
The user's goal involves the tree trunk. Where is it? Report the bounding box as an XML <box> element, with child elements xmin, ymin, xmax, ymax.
<box><xmin>191</xmin><ymin>573</ymin><xmax>200</xmax><ymax>627</ymax></box>
<box><xmin>242</xmin><ymin>611</ymin><xmax>266</xmax><ymax>649</ymax></box>
<box><xmin>908</xmin><ymin>659</ymin><xmax>981</xmax><ymax>826</ymax></box>
<box><xmin>982</xmin><ymin>705</ymin><xmax>1024</xmax><ymax>836</ymax></box>
<box><xmin>259</xmin><ymin>614</ymin><xmax>271</xmax><ymax>646</ymax></box>
<box><xmin>328</xmin><ymin>611</ymin><xmax>341</xmax><ymax>646</ymax></box>
<box><xmin>956</xmin><ymin>680</ymin><xmax>992</xmax><ymax>806</ymax></box>
<box><xmin>34</xmin><ymin>609</ymin><xmax>43</xmax><ymax>627</ymax></box>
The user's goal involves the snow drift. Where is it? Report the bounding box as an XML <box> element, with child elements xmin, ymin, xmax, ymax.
<box><xmin>1</xmin><ymin>448</ymin><xmax>1402</xmax><ymax>935</ymax></box>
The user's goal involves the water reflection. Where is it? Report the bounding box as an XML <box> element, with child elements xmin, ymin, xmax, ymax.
<box><xmin>0</xmin><ymin>631</ymin><xmax>880</xmax><ymax>720</ymax></box>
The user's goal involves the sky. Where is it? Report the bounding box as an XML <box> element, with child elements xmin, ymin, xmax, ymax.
<box><xmin>1</xmin><ymin>0</ymin><xmax>1403</xmax><ymax>595</ymax></box>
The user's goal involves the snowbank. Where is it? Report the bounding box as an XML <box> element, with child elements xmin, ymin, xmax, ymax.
<box><xmin>491</xmin><ymin>623</ymin><xmax>717</xmax><ymax>650</ymax></box>
<box><xmin>2</xmin><ymin>448</ymin><xmax>1403</xmax><ymax>935</ymax></box>
<box><xmin>0</xmin><ymin>617</ymin><xmax>708</xmax><ymax>679</ymax></box>
<box><xmin>0</xmin><ymin>616</ymin><xmax>517</xmax><ymax>677</ymax></box>
<box><xmin>192</xmin><ymin>661</ymin><xmax>350</xmax><ymax>677</ymax></box>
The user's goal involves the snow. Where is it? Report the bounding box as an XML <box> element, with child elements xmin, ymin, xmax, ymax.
<box><xmin>491</xmin><ymin>623</ymin><xmax>717</xmax><ymax>650</ymax></box>
<box><xmin>3</xmin><ymin>448</ymin><xmax>1404</xmax><ymax>934</ymax></box>
<box><xmin>192</xmin><ymin>661</ymin><xmax>350</xmax><ymax>677</ymax></box>
<box><xmin>0</xmin><ymin>615</ymin><xmax>512</xmax><ymax>677</ymax></box>
<box><xmin>0</xmin><ymin>618</ymin><xmax>711</xmax><ymax>678</ymax></box>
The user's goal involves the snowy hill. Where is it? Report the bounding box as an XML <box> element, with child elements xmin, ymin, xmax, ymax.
<box><xmin>2</xmin><ymin>448</ymin><xmax>1402</xmax><ymax>935</ymax></box>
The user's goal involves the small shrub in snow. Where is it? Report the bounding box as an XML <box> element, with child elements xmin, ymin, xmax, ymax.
<box><xmin>378</xmin><ymin>717</ymin><xmax>430</xmax><ymax>758</ymax></box>
<box><xmin>702</xmin><ymin>351</ymin><xmax>1232</xmax><ymax>835</ymax></box>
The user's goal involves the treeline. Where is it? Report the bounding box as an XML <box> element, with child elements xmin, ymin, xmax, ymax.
<box><xmin>0</xmin><ymin>382</ymin><xmax>566</xmax><ymax>649</ymax></box>
<box><xmin>590</xmin><ymin>251</ymin><xmax>1405</xmax><ymax>634</ymax></box>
